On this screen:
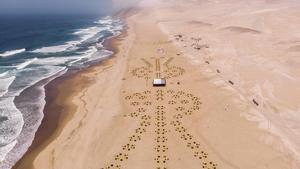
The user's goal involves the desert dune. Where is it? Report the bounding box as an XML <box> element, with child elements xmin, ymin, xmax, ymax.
<box><xmin>14</xmin><ymin>0</ymin><xmax>300</xmax><ymax>169</ymax></box>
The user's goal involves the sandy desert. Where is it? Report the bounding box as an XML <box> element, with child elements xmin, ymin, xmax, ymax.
<box><xmin>14</xmin><ymin>0</ymin><xmax>300</xmax><ymax>169</ymax></box>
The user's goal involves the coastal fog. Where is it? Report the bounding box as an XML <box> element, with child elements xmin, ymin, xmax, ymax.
<box><xmin>0</xmin><ymin>0</ymin><xmax>112</xmax><ymax>14</ymax></box>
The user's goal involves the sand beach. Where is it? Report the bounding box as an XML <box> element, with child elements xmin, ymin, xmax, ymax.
<box><xmin>14</xmin><ymin>0</ymin><xmax>300</xmax><ymax>168</ymax></box>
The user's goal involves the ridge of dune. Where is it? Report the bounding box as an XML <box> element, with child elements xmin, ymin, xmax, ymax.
<box><xmin>219</xmin><ymin>26</ymin><xmax>261</xmax><ymax>34</ymax></box>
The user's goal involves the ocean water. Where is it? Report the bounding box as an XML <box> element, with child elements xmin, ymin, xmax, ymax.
<box><xmin>0</xmin><ymin>15</ymin><xmax>123</xmax><ymax>168</ymax></box>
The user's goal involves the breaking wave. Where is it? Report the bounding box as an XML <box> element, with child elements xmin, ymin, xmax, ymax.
<box><xmin>0</xmin><ymin>49</ymin><xmax>25</xmax><ymax>58</ymax></box>
<box><xmin>0</xmin><ymin>16</ymin><xmax>123</xmax><ymax>169</ymax></box>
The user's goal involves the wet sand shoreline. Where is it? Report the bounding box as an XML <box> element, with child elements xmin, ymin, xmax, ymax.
<box><xmin>11</xmin><ymin>0</ymin><xmax>300</xmax><ymax>168</ymax></box>
<box><xmin>12</xmin><ymin>22</ymin><xmax>127</xmax><ymax>169</ymax></box>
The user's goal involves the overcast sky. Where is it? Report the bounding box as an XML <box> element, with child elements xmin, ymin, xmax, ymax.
<box><xmin>0</xmin><ymin>0</ymin><xmax>114</xmax><ymax>15</ymax></box>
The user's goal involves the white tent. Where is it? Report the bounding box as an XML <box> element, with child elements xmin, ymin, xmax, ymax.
<box><xmin>153</xmin><ymin>78</ymin><xmax>166</xmax><ymax>87</ymax></box>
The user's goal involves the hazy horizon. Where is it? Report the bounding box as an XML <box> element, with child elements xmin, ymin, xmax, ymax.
<box><xmin>0</xmin><ymin>0</ymin><xmax>114</xmax><ymax>15</ymax></box>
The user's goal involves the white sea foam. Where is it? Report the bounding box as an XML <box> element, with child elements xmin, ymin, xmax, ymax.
<box><xmin>74</xmin><ymin>26</ymin><xmax>106</xmax><ymax>41</ymax></box>
<box><xmin>30</xmin><ymin>26</ymin><xmax>104</xmax><ymax>54</ymax></box>
<box><xmin>0</xmin><ymin>16</ymin><xmax>124</xmax><ymax>167</ymax></box>
<box><xmin>30</xmin><ymin>17</ymin><xmax>121</xmax><ymax>55</ymax></box>
<box><xmin>0</xmin><ymin>72</ymin><xmax>8</xmax><ymax>78</ymax></box>
<box><xmin>0</xmin><ymin>141</ymin><xmax>16</xmax><ymax>162</ymax></box>
<box><xmin>31</xmin><ymin>41</ymin><xmax>78</xmax><ymax>53</ymax></box>
<box><xmin>34</xmin><ymin>56</ymin><xmax>82</xmax><ymax>66</ymax></box>
<box><xmin>13</xmin><ymin>66</ymin><xmax>67</xmax><ymax>96</ymax></box>
<box><xmin>0</xmin><ymin>49</ymin><xmax>25</xmax><ymax>58</ymax></box>
<box><xmin>68</xmin><ymin>46</ymin><xmax>98</xmax><ymax>65</ymax></box>
<box><xmin>88</xmin><ymin>49</ymin><xmax>113</xmax><ymax>63</ymax></box>
<box><xmin>15</xmin><ymin>58</ymin><xmax>38</xmax><ymax>70</ymax></box>
<box><xmin>0</xmin><ymin>66</ymin><xmax>67</xmax><ymax>165</ymax></box>
<box><xmin>0</xmin><ymin>76</ymin><xmax>15</xmax><ymax>98</ymax></box>
<box><xmin>94</xmin><ymin>16</ymin><xmax>113</xmax><ymax>25</ymax></box>
<box><xmin>81</xmin><ymin>46</ymin><xmax>98</xmax><ymax>57</ymax></box>
<box><xmin>0</xmin><ymin>68</ymin><xmax>67</xmax><ymax>169</ymax></box>
<box><xmin>0</xmin><ymin>97</ymin><xmax>24</xmax><ymax>151</ymax></box>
